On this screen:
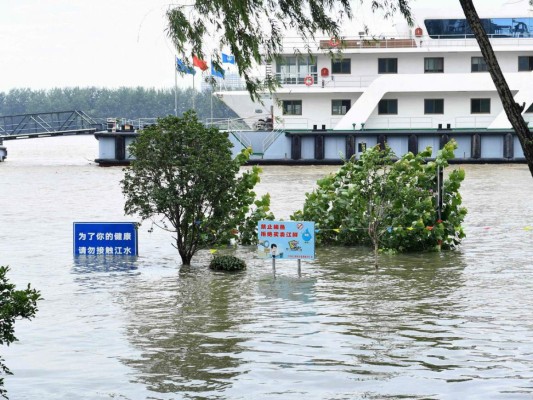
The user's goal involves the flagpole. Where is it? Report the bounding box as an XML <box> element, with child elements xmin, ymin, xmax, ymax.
<box><xmin>210</xmin><ymin>83</ymin><xmax>213</xmax><ymax>124</ymax></box>
<box><xmin>174</xmin><ymin>56</ymin><xmax>178</xmax><ymax>116</ymax></box>
<box><xmin>192</xmin><ymin>74</ymin><xmax>196</xmax><ymax>110</ymax></box>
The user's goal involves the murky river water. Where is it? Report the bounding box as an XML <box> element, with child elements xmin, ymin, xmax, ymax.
<box><xmin>1</xmin><ymin>136</ymin><xmax>533</xmax><ymax>399</ymax></box>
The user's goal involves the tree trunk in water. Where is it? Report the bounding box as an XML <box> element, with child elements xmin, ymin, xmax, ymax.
<box><xmin>459</xmin><ymin>0</ymin><xmax>533</xmax><ymax>177</ymax></box>
<box><xmin>369</xmin><ymin>223</ymin><xmax>379</xmax><ymax>269</ymax></box>
<box><xmin>177</xmin><ymin>239</ymin><xmax>193</xmax><ymax>265</ymax></box>
<box><xmin>373</xmin><ymin>240</ymin><xmax>379</xmax><ymax>269</ymax></box>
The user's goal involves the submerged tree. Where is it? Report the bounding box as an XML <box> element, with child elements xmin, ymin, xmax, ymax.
<box><xmin>291</xmin><ymin>141</ymin><xmax>467</xmax><ymax>267</ymax></box>
<box><xmin>1</xmin><ymin>266</ymin><xmax>41</xmax><ymax>400</ymax></box>
<box><xmin>121</xmin><ymin>112</ymin><xmax>271</xmax><ymax>265</ymax></box>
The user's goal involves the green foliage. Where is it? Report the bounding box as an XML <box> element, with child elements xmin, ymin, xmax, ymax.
<box><xmin>209</xmin><ymin>255</ymin><xmax>247</xmax><ymax>272</ymax></box>
<box><xmin>121</xmin><ymin>111</ymin><xmax>268</xmax><ymax>265</ymax></box>
<box><xmin>0</xmin><ymin>87</ymin><xmax>237</xmax><ymax>122</ymax></box>
<box><xmin>237</xmin><ymin>193</ymin><xmax>275</xmax><ymax>246</ymax></box>
<box><xmin>0</xmin><ymin>266</ymin><xmax>41</xmax><ymax>399</ymax></box>
<box><xmin>166</xmin><ymin>1</ymin><xmax>412</xmax><ymax>101</ymax></box>
<box><xmin>292</xmin><ymin>141</ymin><xmax>467</xmax><ymax>254</ymax></box>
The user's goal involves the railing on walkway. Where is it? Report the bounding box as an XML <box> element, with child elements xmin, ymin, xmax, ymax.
<box><xmin>279</xmin><ymin>33</ymin><xmax>533</xmax><ymax>52</ymax></box>
<box><xmin>364</xmin><ymin>117</ymin><xmax>434</xmax><ymax>130</ymax></box>
<box><xmin>262</xmin><ymin>129</ymin><xmax>284</xmax><ymax>151</ymax></box>
<box><xmin>205</xmin><ymin>116</ymin><xmax>286</xmax><ymax>156</ymax></box>
<box><xmin>206</xmin><ymin>115</ymin><xmax>273</xmax><ymax>131</ymax></box>
<box><xmin>0</xmin><ymin>110</ymin><xmax>102</xmax><ymax>140</ymax></box>
<box><xmin>455</xmin><ymin>116</ymin><xmax>494</xmax><ymax>129</ymax></box>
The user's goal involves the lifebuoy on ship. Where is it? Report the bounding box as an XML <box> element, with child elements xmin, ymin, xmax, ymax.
<box><xmin>415</xmin><ymin>27</ymin><xmax>423</xmax><ymax>37</ymax></box>
<box><xmin>304</xmin><ymin>75</ymin><xmax>314</xmax><ymax>86</ymax></box>
<box><xmin>329</xmin><ymin>37</ymin><xmax>340</xmax><ymax>47</ymax></box>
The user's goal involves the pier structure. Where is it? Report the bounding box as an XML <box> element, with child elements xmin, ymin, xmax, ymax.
<box><xmin>0</xmin><ymin>110</ymin><xmax>102</xmax><ymax>161</ymax></box>
<box><xmin>94</xmin><ymin>125</ymin><xmax>525</xmax><ymax>166</ymax></box>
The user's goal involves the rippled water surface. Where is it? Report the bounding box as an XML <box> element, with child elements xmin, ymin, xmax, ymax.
<box><xmin>1</xmin><ymin>136</ymin><xmax>533</xmax><ymax>399</ymax></box>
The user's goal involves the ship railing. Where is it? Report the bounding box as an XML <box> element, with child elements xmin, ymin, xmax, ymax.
<box><xmin>206</xmin><ymin>117</ymin><xmax>255</xmax><ymax>148</ymax></box>
<box><xmin>231</xmin><ymin>131</ymin><xmax>253</xmax><ymax>149</ymax></box>
<box><xmin>262</xmin><ymin>129</ymin><xmax>285</xmax><ymax>151</ymax></box>
<box><xmin>273</xmin><ymin>73</ymin><xmax>319</xmax><ymax>85</ymax></box>
<box><xmin>280</xmin><ymin>34</ymin><xmax>418</xmax><ymax>51</ymax></box>
<box><xmin>364</xmin><ymin>116</ymin><xmax>497</xmax><ymax>130</ymax></box>
<box><xmin>278</xmin><ymin>33</ymin><xmax>533</xmax><ymax>52</ymax></box>
<box><xmin>364</xmin><ymin>117</ymin><xmax>434</xmax><ymax>130</ymax></box>
<box><xmin>273</xmin><ymin>73</ymin><xmax>377</xmax><ymax>88</ymax></box>
<box><xmin>212</xmin><ymin>75</ymin><xmax>249</xmax><ymax>91</ymax></box>
<box><xmin>205</xmin><ymin>116</ymin><xmax>269</xmax><ymax>131</ymax></box>
<box><xmin>321</xmin><ymin>75</ymin><xmax>377</xmax><ymax>88</ymax></box>
<box><xmin>276</xmin><ymin>118</ymin><xmax>310</xmax><ymax>130</ymax></box>
<box><xmin>455</xmin><ymin>116</ymin><xmax>493</xmax><ymax>129</ymax></box>
<box><xmin>133</xmin><ymin>118</ymin><xmax>159</xmax><ymax>129</ymax></box>
<box><xmin>92</xmin><ymin>117</ymin><xmax>159</xmax><ymax>131</ymax></box>
<box><xmin>211</xmin><ymin>72</ymin><xmax>379</xmax><ymax>90</ymax></box>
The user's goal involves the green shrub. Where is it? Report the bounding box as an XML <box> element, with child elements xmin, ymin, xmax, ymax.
<box><xmin>291</xmin><ymin>140</ymin><xmax>467</xmax><ymax>255</ymax></box>
<box><xmin>209</xmin><ymin>255</ymin><xmax>247</xmax><ymax>272</ymax></box>
<box><xmin>1</xmin><ymin>266</ymin><xmax>41</xmax><ymax>399</ymax></box>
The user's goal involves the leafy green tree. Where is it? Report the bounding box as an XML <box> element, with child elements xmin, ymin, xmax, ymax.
<box><xmin>292</xmin><ymin>141</ymin><xmax>467</xmax><ymax>266</ymax></box>
<box><xmin>0</xmin><ymin>266</ymin><xmax>41</xmax><ymax>400</ymax></box>
<box><xmin>121</xmin><ymin>111</ymin><xmax>271</xmax><ymax>265</ymax></box>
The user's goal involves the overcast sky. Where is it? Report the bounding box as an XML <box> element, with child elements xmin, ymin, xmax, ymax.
<box><xmin>0</xmin><ymin>0</ymin><xmax>179</xmax><ymax>91</ymax></box>
<box><xmin>0</xmin><ymin>0</ymin><xmax>528</xmax><ymax>92</ymax></box>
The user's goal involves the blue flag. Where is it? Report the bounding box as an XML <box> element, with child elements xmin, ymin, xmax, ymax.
<box><xmin>222</xmin><ymin>53</ymin><xmax>235</xmax><ymax>64</ymax></box>
<box><xmin>211</xmin><ymin>64</ymin><xmax>224</xmax><ymax>78</ymax></box>
<box><xmin>176</xmin><ymin>58</ymin><xmax>196</xmax><ymax>75</ymax></box>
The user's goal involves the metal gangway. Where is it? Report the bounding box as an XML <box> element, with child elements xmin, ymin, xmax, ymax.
<box><xmin>0</xmin><ymin>110</ymin><xmax>102</xmax><ymax>142</ymax></box>
<box><xmin>206</xmin><ymin>116</ymin><xmax>285</xmax><ymax>158</ymax></box>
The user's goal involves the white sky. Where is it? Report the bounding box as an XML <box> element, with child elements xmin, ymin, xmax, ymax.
<box><xmin>0</xmin><ymin>0</ymin><xmax>529</xmax><ymax>92</ymax></box>
<box><xmin>0</xmin><ymin>0</ymin><xmax>181</xmax><ymax>91</ymax></box>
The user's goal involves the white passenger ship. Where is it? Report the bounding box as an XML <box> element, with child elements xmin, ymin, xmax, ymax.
<box><xmin>214</xmin><ymin>0</ymin><xmax>533</xmax><ymax>164</ymax></box>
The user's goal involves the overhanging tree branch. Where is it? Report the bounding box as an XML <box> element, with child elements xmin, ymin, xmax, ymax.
<box><xmin>459</xmin><ymin>0</ymin><xmax>533</xmax><ymax>177</ymax></box>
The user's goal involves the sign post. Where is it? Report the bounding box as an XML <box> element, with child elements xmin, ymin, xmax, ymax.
<box><xmin>73</xmin><ymin>222</ymin><xmax>138</xmax><ymax>256</ymax></box>
<box><xmin>257</xmin><ymin>220</ymin><xmax>315</xmax><ymax>274</ymax></box>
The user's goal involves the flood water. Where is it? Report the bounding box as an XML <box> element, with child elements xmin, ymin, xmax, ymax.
<box><xmin>1</xmin><ymin>135</ymin><xmax>533</xmax><ymax>399</ymax></box>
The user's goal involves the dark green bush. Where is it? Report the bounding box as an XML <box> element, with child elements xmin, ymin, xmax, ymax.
<box><xmin>291</xmin><ymin>140</ymin><xmax>466</xmax><ymax>253</ymax></box>
<box><xmin>209</xmin><ymin>255</ymin><xmax>247</xmax><ymax>272</ymax></box>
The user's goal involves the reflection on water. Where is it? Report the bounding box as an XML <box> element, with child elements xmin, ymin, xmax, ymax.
<box><xmin>116</xmin><ymin>248</ymin><xmax>472</xmax><ymax>399</ymax></box>
<box><xmin>72</xmin><ymin>256</ymin><xmax>139</xmax><ymax>274</ymax></box>
<box><xmin>1</xmin><ymin>137</ymin><xmax>533</xmax><ymax>399</ymax></box>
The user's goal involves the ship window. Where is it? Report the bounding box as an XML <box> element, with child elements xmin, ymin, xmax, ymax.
<box><xmin>424</xmin><ymin>99</ymin><xmax>444</xmax><ymax>114</ymax></box>
<box><xmin>518</xmin><ymin>56</ymin><xmax>533</xmax><ymax>71</ymax></box>
<box><xmin>425</xmin><ymin>18</ymin><xmax>533</xmax><ymax>39</ymax></box>
<box><xmin>471</xmin><ymin>57</ymin><xmax>488</xmax><ymax>72</ymax></box>
<box><xmin>378</xmin><ymin>58</ymin><xmax>397</xmax><ymax>74</ymax></box>
<box><xmin>282</xmin><ymin>100</ymin><xmax>302</xmax><ymax>115</ymax></box>
<box><xmin>332</xmin><ymin>58</ymin><xmax>351</xmax><ymax>74</ymax></box>
<box><xmin>525</xmin><ymin>103</ymin><xmax>533</xmax><ymax>113</ymax></box>
<box><xmin>424</xmin><ymin>57</ymin><xmax>444</xmax><ymax>73</ymax></box>
<box><xmin>471</xmin><ymin>98</ymin><xmax>491</xmax><ymax>114</ymax></box>
<box><xmin>378</xmin><ymin>99</ymin><xmax>398</xmax><ymax>115</ymax></box>
<box><xmin>332</xmin><ymin>100</ymin><xmax>351</xmax><ymax>115</ymax></box>
<box><xmin>276</xmin><ymin>56</ymin><xmax>317</xmax><ymax>84</ymax></box>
